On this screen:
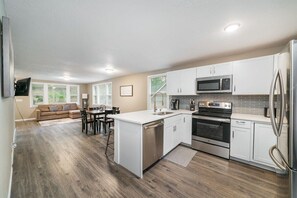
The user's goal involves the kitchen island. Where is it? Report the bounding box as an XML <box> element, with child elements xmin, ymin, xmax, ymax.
<box><xmin>109</xmin><ymin>110</ymin><xmax>192</xmax><ymax>178</ymax></box>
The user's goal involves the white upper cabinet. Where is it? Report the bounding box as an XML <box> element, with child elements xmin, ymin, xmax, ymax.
<box><xmin>233</xmin><ymin>55</ymin><xmax>274</xmax><ymax>95</ymax></box>
<box><xmin>167</xmin><ymin>67</ymin><xmax>196</xmax><ymax>95</ymax></box>
<box><xmin>196</xmin><ymin>62</ymin><xmax>233</xmax><ymax>78</ymax></box>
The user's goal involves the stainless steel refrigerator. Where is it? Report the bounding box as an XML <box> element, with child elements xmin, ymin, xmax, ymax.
<box><xmin>269</xmin><ymin>40</ymin><xmax>297</xmax><ymax>198</ymax></box>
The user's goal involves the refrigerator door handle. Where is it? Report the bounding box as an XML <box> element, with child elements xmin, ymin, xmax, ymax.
<box><xmin>269</xmin><ymin>69</ymin><xmax>285</xmax><ymax>137</ymax></box>
<box><xmin>269</xmin><ymin>145</ymin><xmax>288</xmax><ymax>171</ymax></box>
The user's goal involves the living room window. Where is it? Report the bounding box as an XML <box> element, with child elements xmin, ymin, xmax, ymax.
<box><xmin>147</xmin><ymin>74</ymin><xmax>167</xmax><ymax>110</ymax></box>
<box><xmin>30</xmin><ymin>83</ymin><xmax>80</xmax><ymax>107</ymax></box>
<box><xmin>92</xmin><ymin>82</ymin><xmax>112</xmax><ymax>106</ymax></box>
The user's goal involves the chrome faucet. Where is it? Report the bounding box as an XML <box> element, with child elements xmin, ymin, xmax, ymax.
<box><xmin>153</xmin><ymin>92</ymin><xmax>164</xmax><ymax>112</ymax></box>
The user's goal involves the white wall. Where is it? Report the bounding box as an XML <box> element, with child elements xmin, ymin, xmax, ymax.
<box><xmin>0</xmin><ymin>1</ymin><xmax>15</xmax><ymax>197</ymax></box>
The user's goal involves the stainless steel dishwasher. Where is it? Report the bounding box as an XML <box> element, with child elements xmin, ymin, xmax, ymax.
<box><xmin>143</xmin><ymin>120</ymin><xmax>164</xmax><ymax>170</ymax></box>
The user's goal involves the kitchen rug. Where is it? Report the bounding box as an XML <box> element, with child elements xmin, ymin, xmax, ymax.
<box><xmin>39</xmin><ymin>118</ymin><xmax>81</xmax><ymax>127</ymax></box>
<box><xmin>164</xmin><ymin>146</ymin><xmax>197</xmax><ymax>167</ymax></box>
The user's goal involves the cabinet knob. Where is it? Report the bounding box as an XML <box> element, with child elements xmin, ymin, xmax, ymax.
<box><xmin>12</xmin><ymin>143</ymin><xmax>17</xmax><ymax>149</ymax></box>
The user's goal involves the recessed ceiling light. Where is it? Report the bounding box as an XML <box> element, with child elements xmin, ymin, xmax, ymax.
<box><xmin>224</xmin><ymin>23</ymin><xmax>241</xmax><ymax>32</ymax></box>
<box><xmin>63</xmin><ymin>76</ymin><xmax>70</xmax><ymax>81</ymax></box>
<box><xmin>105</xmin><ymin>67</ymin><xmax>114</xmax><ymax>73</ymax></box>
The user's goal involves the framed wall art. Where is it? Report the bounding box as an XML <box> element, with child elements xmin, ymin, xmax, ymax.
<box><xmin>120</xmin><ymin>85</ymin><xmax>133</xmax><ymax>97</ymax></box>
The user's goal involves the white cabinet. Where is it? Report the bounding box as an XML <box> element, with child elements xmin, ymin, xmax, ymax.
<box><xmin>181</xmin><ymin>114</ymin><xmax>192</xmax><ymax>145</ymax></box>
<box><xmin>230</xmin><ymin>120</ymin><xmax>253</xmax><ymax>161</ymax></box>
<box><xmin>196</xmin><ymin>62</ymin><xmax>233</xmax><ymax>78</ymax></box>
<box><xmin>167</xmin><ymin>67</ymin><xmax>196</xmax><ymax>95</ymax></box>
<box><xmin>253</xmin><ymin>123</ymin><xmax>277</xmax><ymax>167</ymax></box>
<box><xmin>163</xmin><ymin>115</ymin><xmax>182</xmax><ymax>155</ymax></box>
<box><xmin>233</xmin><ymin>55</ymin><xmax>274</xmax><ymax>95</ymax></box>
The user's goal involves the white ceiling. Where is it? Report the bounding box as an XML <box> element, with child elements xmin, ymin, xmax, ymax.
<box><xmin>5</xmin><ymin>0</ymin><xmax>297</xmax><ymax>84</ymax></box>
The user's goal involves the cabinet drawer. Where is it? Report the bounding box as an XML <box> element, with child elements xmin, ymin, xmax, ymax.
<box><xmin>231</xmin><ymin>119</ymin><xmax>252</xmax><ymax>129</ymax></box>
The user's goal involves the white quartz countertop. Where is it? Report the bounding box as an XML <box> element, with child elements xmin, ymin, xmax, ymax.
<box><xmin>231</xmin><ymin>113</ymin><xmax>272</xmax><ymax>123</ymax></box>
<box><xmin>109</xmin><ymin>109</ymin><xmax>194</xmax><ymax>124</ymax></box>
<box><xmin>231</xmin><ymin>113</ymin><xmax>288</xmax><ymax>124</ymax></box>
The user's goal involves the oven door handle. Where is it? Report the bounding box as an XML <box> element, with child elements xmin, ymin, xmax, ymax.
<box><xmin>192</xmin><ymin>115</ymin><xmax>230</xmax><ymax>123</ymax></box>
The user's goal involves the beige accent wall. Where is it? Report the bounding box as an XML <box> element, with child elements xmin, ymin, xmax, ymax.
<box><xmin>87</xmin><ymin>72</ymin><xmax>158</xmax><ymax>113</ymax></box>
<box><xmin>15</xmin><ymin>80</ymin><xmax>88</xmax><ymax>120</ymax></box>
<box><xmin>0</xmin><ymin>3</ymin><xmax>15</xmax><ymax>197</ymax></box>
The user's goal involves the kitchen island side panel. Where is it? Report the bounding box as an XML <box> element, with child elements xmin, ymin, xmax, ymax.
<box><xmin>116</xmin><ymin>120</ymin><xmax>143</xmax><ymax>178</ymax></box>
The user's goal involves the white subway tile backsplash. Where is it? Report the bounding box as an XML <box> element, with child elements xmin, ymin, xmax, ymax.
<box><xmin>171</xmin><ymin>94</ymin><xmax>268</xmax><ymax>116</ymax></box>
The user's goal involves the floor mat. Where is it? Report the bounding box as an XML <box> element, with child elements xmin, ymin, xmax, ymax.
<box><xmin>164</xmin><ymin>146</ymin><xmax>197</xmax><ymax>167</ymax></box>
<box><xmin>39</xmin><ymin>118</ymin><xmax>81</xmax><ymax>127</ymax></box>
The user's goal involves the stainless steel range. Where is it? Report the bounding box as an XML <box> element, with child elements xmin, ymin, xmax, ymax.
<box><xmin>192</xmin><ymin>101</ymin><xmax>232</xmax><ymax>159</ymax></box>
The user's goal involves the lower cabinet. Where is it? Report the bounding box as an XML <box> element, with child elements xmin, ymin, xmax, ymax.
<box><xmin>163</xmin><ymin>115</ymin><xmax>182</xmax><ymax>155</ymax></box>
<box><xmin>253</xmin><ymin>123</ymin><xmax>277</xmax><ymax>167</ymax></box>
<box><xmin>230</xmin><ymin>120</ymin><xmax>253</xmax><ymax>161</ymax></box>
<box><xmin>163</xmin><ymin>114</ymin><xmax>192</xmax><ymax>156</ymax></box>
<box><xmin>181</xmin><ymin>114</ymin><xmax>192</xmax><ymax>145</ymax></box>
<box><xmin>230</xmin><ymin>119</ymin><xmax>278</xmax><ymax>170</ymax></box>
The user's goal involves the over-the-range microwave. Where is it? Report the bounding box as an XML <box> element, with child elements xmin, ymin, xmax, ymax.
<box><xmin>196</xmin><ymin>75</ymin><xmax>232</xmax><ymax>94</ymax></box>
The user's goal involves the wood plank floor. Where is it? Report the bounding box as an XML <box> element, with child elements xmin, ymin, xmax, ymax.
<box><xmin>11</xmin><ymin>121</ymin><xmax>288</xmax><ymax>198</ymax></box>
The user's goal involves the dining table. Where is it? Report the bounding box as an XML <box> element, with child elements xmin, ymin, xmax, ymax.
<box><xmin>86</xmin><ymin>109</ymin><xmax>120</xmax><ymax>134</ymax></box>
<box><xmin>86</xmin><ymin>109</ymin><xmax>105</xmax><ymax>134</ymax></box>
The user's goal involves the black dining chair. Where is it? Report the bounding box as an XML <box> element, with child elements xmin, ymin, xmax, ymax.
<box><xmin>80</xmin><ymin>109</ymin><xmax>95</xmax><ymax>134</ymax></box>
<box><xmin>98</xmin><ymin>109</ymin><xmax>115</xmax><ymax>134</ymax></box>
<box><xmin>105</xmin><ymin>108</ymin><xmax>120</xmax><ymax>155</ymax></box>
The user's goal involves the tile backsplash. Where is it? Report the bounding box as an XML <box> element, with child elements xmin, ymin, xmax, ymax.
<box><xmin>171</xmin><ymin>94</ymin><xmax>269</xmax><ymax>115</ymax></box>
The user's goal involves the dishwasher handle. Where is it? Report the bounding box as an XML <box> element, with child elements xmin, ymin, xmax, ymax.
<box><xmin>144</xmin><ymin>121</ymin><xmax>164</xmax><ymax>130</ymax></box>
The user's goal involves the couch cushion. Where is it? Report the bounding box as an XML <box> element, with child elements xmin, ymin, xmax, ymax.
<box><xmin>49</xmin><ymin>105</ymin><xmax>59</xmax><ymax>112</ymax></box>
<box><xmin>69</xmin><ymin>103</ymin><xmax>78</xmax><ymax>110</ymax></box>
<box><xmin>56</xmin><ymin>111</ymin><xmax>69</xmax><ymax>115</ymax></box>
<box><xmin>63</xmin><ymin>104</ymin><xmax>71</xmax><ymax>111</ymax></box>
<box><xmin>41</xmin><ymin>111</ymin><xmax>56</xmax><ymax>116</ymax></box>
<box><xmin>39</xmin><ymin>107</ymin><xmax>50</xmax><ymax>112</ymax></box>
<box><xmin>69</xmin><ymin>109</ymin><xmax>80</xmax><ymax>114</ymax></box>
<box><xmin>57</xmin><ymin>105</ymin><xmax>63</xmax><ymax>111</ymax></box>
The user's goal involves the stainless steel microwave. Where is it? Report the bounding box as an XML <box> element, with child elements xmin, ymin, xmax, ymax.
<box><xmin>196</xmin><ymin>75</ymin><xmax>232</xmax><ymax>93</ymax></box>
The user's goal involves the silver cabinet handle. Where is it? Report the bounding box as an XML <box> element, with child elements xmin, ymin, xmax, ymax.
<box><xmin>233</xmin><ymin>85</ymin><xmax>236</xmax><ymax>92</ymax></box>
<box><xmin>144</xmin><ymin>122</ymin><xmax>164</xmax><ymax>130</ymax></box>
<box><xmin>183</xmin><ymin>117</ymin><xmax>185</xmax><ymax>122</ymax></box>
<box><xmin>269</xmin><ymin>69</ymin><xmax>285</xmax><ymax>137</ymax></box>
<box><xmin>269</xmin><ymin>145</ymin><xmax>287</xmax><ymax>171</ymax></box>
<box><xmin>192</xmin><ymin>115</ymin><xmax>230</xmax><ymax>123</ymax></box>
<box><xmin>232</xmin><ymin>131</ymin><xmax>234</xmax><ymax>138</ymax></box>
<box><xmin>236</xmin><ymin>121</ymin><xmax>246</xmax><ymax>124</ymax></box>
<box><xmin>12</xmin><ymin>143</ymin><xmax>17</xmax><ymax>149</ymax></box>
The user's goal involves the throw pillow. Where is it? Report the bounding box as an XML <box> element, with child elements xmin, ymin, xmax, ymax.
<box><xmin>63</xmin><ymin>104</ymin><xmax>71</xmax><ymax>111</ymax></box>
<box><xmin>49</xmin><ymin>105</ymin><xmax>58</xmax><ymax>112</ymax></box>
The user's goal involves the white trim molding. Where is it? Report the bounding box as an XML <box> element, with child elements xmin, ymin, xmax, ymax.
<box><xmin>15</xmin><ymin>118</ymin><xmax>36</xmax><ymax>122</ymax></box>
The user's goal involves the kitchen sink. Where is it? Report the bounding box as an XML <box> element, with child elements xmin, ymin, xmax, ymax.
<box><xmin>153</xmin><ymin>111</ymin><xmax>174</xmax><ymax>116</ymax></box>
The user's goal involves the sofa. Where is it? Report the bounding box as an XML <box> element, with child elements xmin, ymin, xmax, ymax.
<box><xmin>36</xmin><ymin>103</ymin><xmax>81</xmax><ymax>121</ymax></box>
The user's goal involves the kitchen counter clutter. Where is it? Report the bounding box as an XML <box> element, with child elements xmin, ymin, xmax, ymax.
<box><xmin>111</xmin><ymin>109</ymin><xmax>193</xmax><ymax>178</ymax></box>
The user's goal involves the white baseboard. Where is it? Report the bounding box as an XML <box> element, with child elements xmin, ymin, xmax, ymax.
<box><xmin>8</xmin><ymin>128</ymin><xmax>16</xmax><ymax>198</ymax></box>
<box><xmin>15</xmin><ymin>118</ymin><xmax>36</xmax><ymax>122</ymax></box>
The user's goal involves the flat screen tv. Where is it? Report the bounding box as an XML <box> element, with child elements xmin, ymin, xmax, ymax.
<box><xmin>1</xmin><ymin>16</ymin><xmax>15</xmax><ymax>98</ymax></box>
<box><xmin>15</xmin><ymin>78</ymin><xmax>31</xmax><ymax>96</ymax></box>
